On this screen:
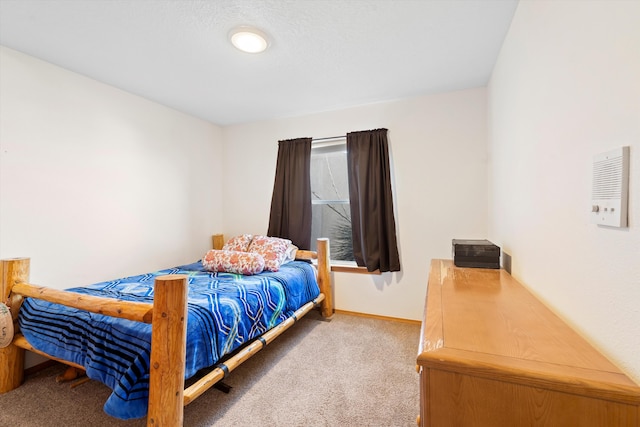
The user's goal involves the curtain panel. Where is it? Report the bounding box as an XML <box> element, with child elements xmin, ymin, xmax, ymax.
<box><xmin>267</xmin><ymin>137</ymin><xmax>312</xmax><ymax>249</ymax></box>
<box><xmin>346</xmin><ymin>129</ymin><xmax>401</xmax><ymax>272</ymax></box>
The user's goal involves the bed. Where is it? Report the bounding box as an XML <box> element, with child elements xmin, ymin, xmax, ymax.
<box><xmin>0</xmin><ymin>234</ymin><xmax>333</xmax><ymax>425</ymax></box>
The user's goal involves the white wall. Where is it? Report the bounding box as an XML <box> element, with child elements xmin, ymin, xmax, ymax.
<box><xmin>488</xmin><ymin>1</ymin><xmax>640</xmax><ymax>381</ymax></box>
<box><xmin>0</xmin><ymin>46</ymin><xmax>224</xmax><ymax>291</ymax></box>
<box><xmin>223</xmin><ymin>88</ymin><xmax>488</xmax><ymax>321</ymax></box>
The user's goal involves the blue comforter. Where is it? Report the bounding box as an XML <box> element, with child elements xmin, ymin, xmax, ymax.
<box><xmin>18</xmin><ymin>260</ymin><xmax>320</xmax><ymax>419</ymax></box>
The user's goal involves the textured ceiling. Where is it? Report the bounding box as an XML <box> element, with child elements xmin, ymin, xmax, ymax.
<box><xmin>0</xmin><ymin>0</ymin><xmax>519</xmax><ymax>126</ymax></box>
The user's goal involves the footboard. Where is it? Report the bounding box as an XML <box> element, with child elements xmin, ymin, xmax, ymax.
<box><xmin>0</xmin><ymin>236</ymin><xmax>332</xmax><ymax>426</ymax></box>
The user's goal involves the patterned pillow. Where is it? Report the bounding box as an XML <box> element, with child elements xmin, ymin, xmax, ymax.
<box><xmin>202</xmin><ymin>249</ymin><xmax>265</xmax><ymax>275</ymax></box>
<box><xmin>248</xmin><ymin>236</ymin><xmax>292</xmax><ymax>272</ymax></box>
<box><xmin>0</xmin><ymin>303</ymin><xmax>14</xmax><ymax>348</ymax></box>
<box><xmin>222</xmin><ymin>234</ymin><xmax>253</xmax><ymax>252</ymax></box>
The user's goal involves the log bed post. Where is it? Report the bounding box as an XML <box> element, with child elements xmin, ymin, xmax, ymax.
<box><xmin>316</xmin><ymin>238</ymin><xmax>333</xmax><ymax>318</ymax></box>
<box><xmin>147</xmin><ymin>274</ymin><xmax>188</xmax><ymax>427</ymax></box>
<box><xmin>212</xmin><ymin>234</ymin><xmax>225</xmax><ymax>251</ymax></box>
<box><xmin>0</xmin><ymin>258</ymin><xmax>29</xmax><ymax>393</ymax></box>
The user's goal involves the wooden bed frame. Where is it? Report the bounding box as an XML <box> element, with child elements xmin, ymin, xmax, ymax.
<box><xmin>0</xmin><ymin>234</ymin><xmax>333</xmax><ymax>426</ymax></box>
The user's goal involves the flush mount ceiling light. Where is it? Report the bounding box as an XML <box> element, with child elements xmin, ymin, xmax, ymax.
<box><xmin>229</xmin><ymin>26</ymin><xmax>269</xmax><ymax>53</ymax></box>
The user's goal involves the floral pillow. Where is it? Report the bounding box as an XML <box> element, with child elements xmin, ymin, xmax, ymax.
<box><xmin>248</xmin><ymin>235</ymin><xmax>292</xmax><ymax>272</ymax></box>
<box><xmin>222</xmin><ymin>234</ymin><xmax>253</xmax><ymax>252</ymax></box>
<box><xmin>202</xmin><ymin>249</ymin><xmax>265</xmax><ymax>275</ymax></box>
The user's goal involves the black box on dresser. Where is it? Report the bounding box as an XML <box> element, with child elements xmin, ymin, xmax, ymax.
<box><xmin>452</xmin><ymin>239</ymin><xmax>500</xmax><ymax>269</ymax></box>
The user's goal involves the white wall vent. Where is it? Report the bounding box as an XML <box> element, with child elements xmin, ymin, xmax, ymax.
<box><xmin>591</xmin><ymin>146</ymin><xmax>630</xmax><ymax>227</ymax></box>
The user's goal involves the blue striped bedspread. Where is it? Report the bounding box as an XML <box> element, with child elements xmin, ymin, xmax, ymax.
<box><xmin>18</xmin><ymin>260</ymin><xmax>320</xmax><ymax>419</ymax></box>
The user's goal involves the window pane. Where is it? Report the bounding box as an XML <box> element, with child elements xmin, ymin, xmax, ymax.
<box><xmin>310</xmin><ymin>203</ymin><xmax>354</xmax><ymax>261</ymax></box>
<box><xmin>310</xmin><ymin>139</ymin><xmax>353</xmax><ymax>261</ymax></box>
<box><xmin>310</xmin><ymin>146</ymin><xmax>349</xmax><ymax>202</ymax></box>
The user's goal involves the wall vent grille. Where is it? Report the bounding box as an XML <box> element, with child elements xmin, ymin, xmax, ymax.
<box><xmin>592</xmin><ymin>156</ymin><xmax>623</xmax><ymax>200</ymax></box>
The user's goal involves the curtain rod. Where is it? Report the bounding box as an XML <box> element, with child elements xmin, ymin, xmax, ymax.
<box><xmin>279</xmin><ymin>136</ymin><xmax>345</xmax><ymax>145</ymax></box>
<box><xmin>312</xmin><ymin>135</ymin><xmax>345</xmax><ymax>143</ymax></box>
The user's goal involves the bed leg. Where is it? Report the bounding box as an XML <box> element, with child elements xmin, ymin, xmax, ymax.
<box><xmin>56</xmin><ymin>366</ymin><xmax>84</xmax><ymax>383</ymax></box>
<box><xmin>0</xmin><ymin>258</ymin><xmax>29</xmax><ymax>393</ymax></box>
<box><xmin>147</xmin><ymin>274</ymin><xmax>188</xmax><ymax>427</ymax></box>
<box><xmin>0</xmin><ymin>344</ymin><xmax>24</xmax><ymax>393</ymax></box>
<box><xmin>316</xmin><ymin>238</ymin><xmax>334</xmax><ymax>319</ymax></box>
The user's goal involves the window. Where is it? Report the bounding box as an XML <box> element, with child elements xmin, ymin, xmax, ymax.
<box><xmin>269</xmin><ymin>129</ymin><xmax>399</xmax><ymax>273</ymax></box>
<box><xmin>309</xmin><ymin>137</ymin><xmax>354</xmax><ymax>262</ymax></box>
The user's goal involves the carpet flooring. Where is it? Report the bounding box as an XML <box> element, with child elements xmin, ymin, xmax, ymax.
<box><xmin>0</xmin><ymin>311</ymin><xmax>421</xmax><ymax>426</ymax></box>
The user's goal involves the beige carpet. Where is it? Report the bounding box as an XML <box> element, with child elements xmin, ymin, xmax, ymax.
<box><xmin>0</xmin><ymin>312</ymin><xmax>420</xmax><ymax>426</ymax></box>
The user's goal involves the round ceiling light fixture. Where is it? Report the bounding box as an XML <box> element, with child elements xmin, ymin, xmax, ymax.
<box><xmin>229</xmin><ymin>26</ymin><xmax>269</xmax><ymax>53</ymax></box>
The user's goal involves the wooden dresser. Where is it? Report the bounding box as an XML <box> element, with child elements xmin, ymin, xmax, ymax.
<box><xmin>417</xmin><ymin>259</ymin><xmax>640</xmax><ymax>426</ymax></box>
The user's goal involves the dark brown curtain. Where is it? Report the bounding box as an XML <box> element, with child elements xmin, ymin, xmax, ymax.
<box><xmin>267</xmin><ymin>138</ymin><xmax>312</xmax><ymax>249</ymax></box>
<box><xmin>346</xmin><ymin>129</ymin><xmax>400</xmax><ymax>272</ymax></box>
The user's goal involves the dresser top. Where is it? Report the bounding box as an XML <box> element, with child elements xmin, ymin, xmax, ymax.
<box><xmin>418</xmin><ymin>259</ymin><xmax>640</xmax><ymax>404</ymax></box>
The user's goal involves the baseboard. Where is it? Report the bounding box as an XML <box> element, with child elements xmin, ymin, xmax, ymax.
<box><xmin>334</xmin><ymin>309</ymin><xmax>420</xmax><ymax>325</ymax></box>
